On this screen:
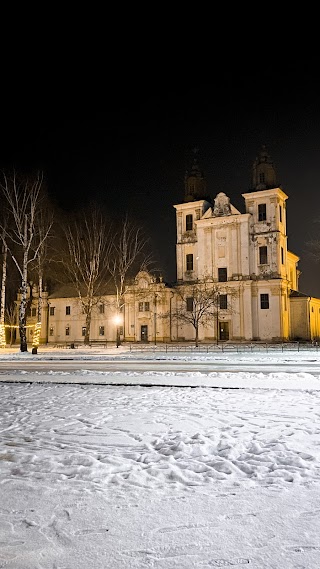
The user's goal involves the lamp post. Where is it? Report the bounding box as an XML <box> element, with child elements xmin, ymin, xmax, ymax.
<box><xmin>154</xmin><ymin>294</ymin><xmax>157</xmax><ymax>346</ymax></box>
<box><xmin>114</xmin><ymin>314</ymin><xmax>122</xmax><ymax>348</ymax></box>
<box><xmin>216</xmin><ymin>292</ymin><xmax>219</xmax><ymax>346</ymax></box>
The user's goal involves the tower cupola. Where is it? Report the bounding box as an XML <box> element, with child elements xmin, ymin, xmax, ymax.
<box><xmin>251</xmin><ymin>145</ymin><xmax>278</xmax><ymax>191</ymax></box>
<box><xmin>184</xmin><ymin>148</ymin><xmax>208</xmax><ymax>202</ymax></box>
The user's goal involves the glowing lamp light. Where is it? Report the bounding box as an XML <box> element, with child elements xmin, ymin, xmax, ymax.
<box><xmin>114</xmin><ymin>314</ymin><xmax>122</xmax><ymax>325</ymax></box>
<box><xmin>114</xmin><ymin>314</ymin><xmax>122</xmax><ymax>348</ymax></box>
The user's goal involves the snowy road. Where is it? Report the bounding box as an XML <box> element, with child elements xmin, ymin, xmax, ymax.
<box><xmin>1</xmin><ymin>354</ymin><xmax>320</xmax><ymax>374</ymax></box>
<box><xmin>1</xmin><ymin>349</ymin><xmax>320</xmax><ymax>389</ymax></box>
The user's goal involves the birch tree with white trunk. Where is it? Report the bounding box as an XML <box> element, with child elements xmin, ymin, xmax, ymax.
<box><xmin>0</xmin><ymin>171</ymin><xmax>50</xmax><ymax>352</ymax></box>
<box><xmin>0</xmin><ymin>227</ymin><xmax>8</xmax><ymax>347</ymax></box>
<box><xmin>31</xmin><ymin>204</ymin><xmax>54</xmax><ymax>345</ymax></box>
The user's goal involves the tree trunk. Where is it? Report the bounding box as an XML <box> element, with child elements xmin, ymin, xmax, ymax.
<box><xmin>37</xmin><ymin>274</ymin><xmax>43</xmax><ymax>323</ymax></box>
<box><xmin>19</xmin><ymin>250</ymin><xmax>28</xmax><ymax>352</ymax></box>
<box><xmin>84</xmin><ymin>310</ymin><xmax>91</xmax><ymax>345</ymax></box>
<box><xmin>0</xmin><ymin>243</ymin><xmax>7</xmax><ymax>347</ymax></box>
<box><xmin>195</xmin><ymin>325</ymin><xmax>199</xmax><ymax>347</ymax></box>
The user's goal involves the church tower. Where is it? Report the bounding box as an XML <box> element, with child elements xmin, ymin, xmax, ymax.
<box><xmin>242</xmin><ymin>146</ymin><xmax>288</xmax><ymax>283</ymax></box>
<box><xmin>174</xmin><ymin>150</ymin><xmax>211</xmax><ymax>282</ymax></box>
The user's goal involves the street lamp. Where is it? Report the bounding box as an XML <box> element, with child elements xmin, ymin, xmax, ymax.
<box><xmin>154</xmin><ymin>294</ymin><xmax>158</xmax><ymax>346</ymax></box>
<box><xmin>216</xmin><ymin>292</ymin><xmax>219</xmax><ymax>346</ymax></box>
<box><xmin>114</xmin><ymin>314</ymin><xmax>122</xmax><ymax>348</ymax></box>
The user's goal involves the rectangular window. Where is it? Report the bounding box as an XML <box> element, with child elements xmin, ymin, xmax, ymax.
<box><xmin>65</xmin><ymin>326</ymin><xmax>70</xmax><ymax>336</ymax></box>
<box><xmin>82</xmin><ymin>327</ymin><xmax>86</xmax><ymax>337</ymax></box>
<box><xmin>219</xmin><ymin>294</ymin><xmax>227</xmax><ymax>310</ymax></box>
<box><xmin>31</xmin><ymin>307</ymin><xmax>36</xmax><ymax>317</ymax></box>
<box><xmin>186</xmin><ymin>253</ymin><xmax>193</xmax><ymax>271</ymax></box>
<box><xmin>99</xmin><ymin>304</ymin><xmax>105</xmax><ymax>314</ymax></box>
<box><xmin>186</xmin><ymin>297</ymin><xmax>193</xmax><ymax>311</ymax></box>
<box><xmin>260</xmin><ymin>293</ymin><xmax>269</xmax><ymax>309</ymax></box>
<box><xmin>258</xmin><ymin>203</ymin><xmax>267</xmax><ymax>221</ymax></box>
<box><xmin>66</xmin><ymin>306</ymin><xmax>71</xmax><ymax>315</ymax></box>
<box><xmin>279</xmin><ymin>205</ymin><xmax>282</xmax><ymax>223</ymax></box>
<box><xmin>281</xmin><ymin>247</ymin><xmax>284</xmax><ymax>265</ymax></box>
<box><xmin>50</xmin><ymin>306</ymin><xmax>55</xmax><ymax>316</ymax></box>
<box><xmin>218</xmin><ymin>267</ymin><xmax>227</xmax><ymax>282</ymax></box>
<box><xmin>49</xmin><ymin>327</ymin><xmax>54</xmax><ymax>336</ymax></box>
<box><xmin>144</xmin><ymin>302</ymin><xmax>150</xmax><ymax>311</ymax></box>
<box><xmin>99</xmin><ymin>326</ymin><xmax>105</xmax><ymax>336</ymax></box>
<box><xmin>139</xmin><ymin>302</ymin><xmax>143</xmax><ymax>312</ymax></box>
<box><xmin>186</xmin><ymin>214</ymin><xmax>193</xmax><ymax>231</ymax></box>
<box><xmin>259</xmin><ymin>246</ymin><xmax>268</xmax><ymax>265</ymax></box>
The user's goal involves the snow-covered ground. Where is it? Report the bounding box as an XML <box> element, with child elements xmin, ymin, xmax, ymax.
<box><xmin>0</xmin><ymin>345</ymin><xmax>320</xmax><ymax>568</ymax></box>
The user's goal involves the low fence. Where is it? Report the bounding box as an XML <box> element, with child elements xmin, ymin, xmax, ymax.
<box><xmin>47</xmin><ymin>341</ymin><xmax>319</xmax><ymax>353</ymax></box>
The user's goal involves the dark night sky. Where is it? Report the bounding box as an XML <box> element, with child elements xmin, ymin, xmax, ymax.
<box><xmin>1</xmin><ymin>59</ymin><xmax>320</xmax><ymax>296</ymax></box>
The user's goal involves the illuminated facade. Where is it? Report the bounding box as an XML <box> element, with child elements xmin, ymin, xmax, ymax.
<box><xmin>16</xmin><ymin>147</ymin><xmax>320</xmax><ymax>344</ymax></box>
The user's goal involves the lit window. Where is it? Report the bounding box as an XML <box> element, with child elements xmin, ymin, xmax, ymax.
<box><xmin>260</xmin><ymin>294</ymin><xmax>269</xmax><ymax>309</ymax></box>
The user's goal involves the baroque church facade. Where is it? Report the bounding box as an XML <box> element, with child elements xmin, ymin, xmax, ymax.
<box><xmin>23</xmin><ymin>147</ymin><xmax>320</xmax><ymax>345</ymax></box>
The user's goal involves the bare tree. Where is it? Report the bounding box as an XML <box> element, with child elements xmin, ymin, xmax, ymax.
<box><xmin>30</xmin><ymin>202</ymin><xmax>54</xmax><ymax>347</ymax></box>
<box><xmin>106</xmin><ymin>215</ymin><xmax>152</xmax><ymax>346</ymax></box>
<box><xmin>59</xmin><ymin>206</ymin><xmax>112</xmax><ymax>345</ymax></box>
<box><xmin>0</xmin><ymin>171</ymin><xmax>50</xmax><ymax>352</ymax></box>
<box><xmin>170</xmin><ymin>281</ymin><xmax>233</xmax><ymax>346</ymax></box>
<box><xmin>0</xmin><ymin>226</ymin><xmax>8</xmax><ymax>347</ymax></box>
